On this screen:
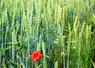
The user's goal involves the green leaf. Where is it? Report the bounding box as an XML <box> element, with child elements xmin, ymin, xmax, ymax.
<box><xmin>0</xmin><ymin>46</ymin><xmax>12</xmax><ymax>54</ymax></box>
<box><xmin>92</xmin><ymin>60</ymin><xmax>95</xmax><ymax>68</ymax></box>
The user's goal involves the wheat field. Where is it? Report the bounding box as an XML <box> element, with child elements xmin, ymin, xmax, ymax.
<box><xmin>0</xmin><ymin>0</ymin><xmax>95</xmax><ymax>68</ymax></box>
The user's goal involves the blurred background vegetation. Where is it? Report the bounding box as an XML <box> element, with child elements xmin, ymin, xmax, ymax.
<box><xmin>0</xmin><ymin>0</ymin><xmax>95</xmax><ymax>68</ymax></box>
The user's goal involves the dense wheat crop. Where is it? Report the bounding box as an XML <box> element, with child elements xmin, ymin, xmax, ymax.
<box><xmin>0</xmin><ymin>0</ymin><xmax>95</xmax><ymax>68</ymax></box>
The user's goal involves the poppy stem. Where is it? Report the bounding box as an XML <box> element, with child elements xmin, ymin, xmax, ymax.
<box><xmin>35</xmin><ymin>62</ymin><xmax>38</xmax><ymax>68</ymax></box>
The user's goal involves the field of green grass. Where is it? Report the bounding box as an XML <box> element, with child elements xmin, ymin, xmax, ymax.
<box><xmin>0</xmin><ymin>0</ymin><xmax>95</xmax><ymax>68</ymax></box>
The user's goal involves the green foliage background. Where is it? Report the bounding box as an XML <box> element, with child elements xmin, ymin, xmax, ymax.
<box><xmin>0</xmin><ymin>0</ymin><xmax>95</xmax><ymax>68</ymax></box>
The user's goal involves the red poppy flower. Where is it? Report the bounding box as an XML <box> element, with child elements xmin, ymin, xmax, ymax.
<box><xmin>30</xmin><ymin>50</ymin><xmax>43</xmax><ymax>62</ymax></box>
